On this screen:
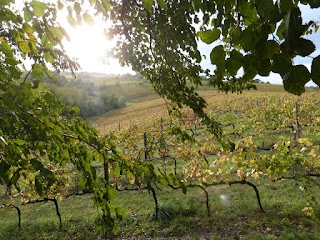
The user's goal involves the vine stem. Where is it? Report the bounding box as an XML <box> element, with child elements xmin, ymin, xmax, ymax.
<box><xmin>150</xmin><ymin>187</ymin><xmax>159</xmax><ymax>220</ymax></box>
<box><xmin>24</xmin><ymin>198</ymin><xmax>62</xmax><ymax>229</ymax></box>
<box><xmin>229</xmin><ymin>180</ymin><xmax>265</xmax><ymax>213</ymax></box>
<box><xmin>1</xmin><ymin>204</ymin><xmax>21</xmax><ymax>227</ymax></box>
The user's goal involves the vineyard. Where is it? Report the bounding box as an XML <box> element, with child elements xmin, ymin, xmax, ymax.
<box><xmin>0</xmin><ymin>0</ymin><xmax>319</xmax><ymax>238</ymax></box>
<box><xmin>1</xmin><ymin>85</ymin><xmax>320</xmax><ymax>239</ymax></box>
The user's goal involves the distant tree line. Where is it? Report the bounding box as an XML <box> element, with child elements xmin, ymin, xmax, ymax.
<box><xmin>45</xmin><ymin>72</ymin><xmax>126</xmax><ymax>119</ymax></box>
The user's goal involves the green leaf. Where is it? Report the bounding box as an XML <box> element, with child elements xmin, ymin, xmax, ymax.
<box><xmin>35</xmin><ymin>174</ymin><xmax>43</xmax><ymax>196</ymax></box>
<box><xmin>49</xmin><ymin>27</ymin><xmax>64</xmax><ymax>41</ymax></box>
<box><xmin>271</xmin><ymin>54</ymin><xmax>292</xmax><ymax>77</ymax></box>
<box><xmin>283</xmin><ymin>65</ymin><xmax>310</xmax><ymax>95</ymax></box>
<box><xmin>255</xmin><ymin>0</ymin><xmax>276</xmax><ymax>21</ymax></box>
<box><xmin>197</xmin><ymin>29</ymin><xmax>220</xmax><ymax>44</ymax></box>
<box><xmin>31</xmin><ymin>63</ymin><xmax>45</xmax><ymax>81</ymax></box>
<box><xmin>210</xmin><ymin>45</ymin><xmax>225</xmax><ymax>66</ymax></box>
<box><xmin>240</xmin><ymin>27</ymin><xmax>260</xmax><ymax>51</ymax></box>
<box><xmin>311</xmin><ymin>55</ymin><xmax>320</xmax><ymax>86</ymax></box>
<box><xmin>31</xmin><ymin>158</ymin><xmax>44</xmax><ymax>171</ymax></box>
<box><xmin>226</xmin><ymin>51</ymin><xmax>242</xmax><ymax>76</ymax></box>
<box><xmin>83</xmin><ymin>12</ymin><xmax>94</xmax><ymax>25</ymax></box>
<box><xmin>11</xmin><ymin>170</ymin><xmax>20</xmax><ymax>186</ymax></box>
<box><xmin>57</xmin><ymin>0</ymin><xmax>64</xmax><ymax>10</ymax></box>
<box><xmin>301</xmin><ymin>0</ymin><xmax>320</xmax><ymax>8</ymax></box>
<box><xmin>59</xmin><ymin>27</ymin><xmax>71</xmax><ymax>41</ymax></box>
<box><xmin>12</xmin><ymin>139</ymin><xmax>26</xmax><ymax>146</ymax></box>
<box><xmin>113</xmin><ymin>164</ymin><xmax>121</xmax><ymax>177</ymax></box>
<box><xmin>295</xmin><ymin>38</ymin><xmax>316</xmax><ymax>57</ymax></box>
<box><xmin>157</xmin><ymin>0</ymin><xmax>167</xmax><ymax>9</ymax></box>
<box><xmin>0</xmin><ymin>161</ymin><xmax>10</xmax><ymax>176</ymax></box>
<box><xmin>107</xmin><ymin>186</ymin><xmax>116</xmax><ymax>201</ymax></box>
<box><xmin>19</xmin><ymin>41</ymin><xmax>31</xmax><ymax>53</ymax></box>
<box><xmin>62</xmin><ymin>149</ymin><xmax>70</xmax><ymax>161</ymax></box>
<box><xmin>102</xmin><ymin>0</ymin><xmax>111</xmax><ymax>11</ymax></box>
<box><xmin>5</xmin><ymin>57</ymin><xmax>19</xmax><ymax>66</ymax></box>
<box><xmin>277</xmin><ymin>0</ymin><xmax>293</xmax><ymax>13</ymax></box>
<box><xmin>67</xmin><ymin>14</ymin><xmax>77</xmax><ymax>28</ymax></box>
<box><xmin>142</xmin><ymin>0</ymin><xmax>154</xmax><ymax>11</ymax></box>
<box><xmin>44</xmin><ymin>51</ymin><xmax>55</xmax><ymax>63</ymax></box>
<box><xmin>180</xmin><ymin>181</ymin><xmax>187</xmax><ymax>194</ymax></box>
<box><xmin>257</xmin><ymin>59</ymin><xmax>272</xmax><ymax>76</ymax></box>
<box><xmin>74</xmin><ymin>2</ymin><xmax>81</xmax><ymax>15</ymax></box>
<box><xmin>69</xmin><ymin>106</ymin><xmax>80</xmax><ymax>115</ymax></box>
<box><xmin>22</xmin><ymin>23</ymin><xmax>34</xmax><ymax>34</ymax></box>
<box><xmin>9</xmin><ymin>67</ymin><xmax>21</xmax><ymax>79</ymax></box>
<box><xmin>263</xmin><ymin>40</ymin><xmax>280</xmax><ymax>59</ymax></box>
<box><xmin>284</xmin><ymin>7</ymin><xmax>303</xmax><ymax>54</ymax></box>
<box><xmin>41</xmin><ymin>168</ymin><xmax>55</xmax><ymax>185</ymax></box>
<box><xmin>30</xmin><ymin>0</ymin><xmax>48</xmax><ymax>17</ymax></box>
<box><xmin>23</xmin><ymin>7</ymin><xmax>32</xmax><ymax>22</ymax></box>
<box><xmin>0</xmin><ymin>42</ymin><xmax>13</xmax><ymax>56</ymax></box>
<box><xmin>115</xmin><ymin>207</ymin><xmax>124</xmax><ymax>220</ymax></box>
<box><xmin>238</xmin><ymin>0</ymin><xmax>258</xmax><ymax>24</ymax></box>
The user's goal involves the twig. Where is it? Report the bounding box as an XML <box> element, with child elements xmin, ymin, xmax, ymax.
<box><xmin>24</xmin><ymin>198</ymin><xmax>62</xmax><ymax>229</ymax></box>
<box><xmin>229</xmin><ymin>180</ymin><xmax>265</xmax><ymax>213</ymax></box>
<box><xmin>1</xmin><ymin>203</ymin><xmax>21</xmax><ymax>227</ymax></box>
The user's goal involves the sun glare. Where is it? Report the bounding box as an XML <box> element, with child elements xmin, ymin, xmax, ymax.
<box><xmin>63</xmin><ymin>23</ymin><xmax>113</xmax><ymax>72</ymax></box>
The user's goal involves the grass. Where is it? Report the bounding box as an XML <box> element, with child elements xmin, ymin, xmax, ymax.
<box><xmin>1</xmin><ymin>178</ymin><xmax>320</xmax><ymax>239</ymax></box>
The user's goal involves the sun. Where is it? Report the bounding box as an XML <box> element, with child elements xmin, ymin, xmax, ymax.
<box><xmin>62</xmin><ymin>23</ymin><xmax>114</xmax><ymax>72</ymax></box>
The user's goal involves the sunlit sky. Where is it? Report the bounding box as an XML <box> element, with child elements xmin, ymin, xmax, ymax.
<box><xmin>62</xmin><ymin>23</ymin><xmax>134</xmax><ymax>75</ymax></box>
<box><xmin>59</xmin><ymin>3</ymin><xmax>319</xmax><ymax>85</ymax></box>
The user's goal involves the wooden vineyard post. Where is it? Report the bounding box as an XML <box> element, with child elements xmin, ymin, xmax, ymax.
<box><xmin>295</xmin><ymin>101</ymin><xmax>301</xmax><ymax>140</ymax></box>
<box><xmin>104</xmin><ymin>151</ymin><xmax>110</xmax><ymax>202</ymax></box>
<box><xmin>144</xmin><ymin>131</ymin><xmax>148</xmax><ymax>161</ymax></box>
<box><xmin>160</xmin><ymin>118</ymin><xmax>166</xmax><ymax>162</ymax></box>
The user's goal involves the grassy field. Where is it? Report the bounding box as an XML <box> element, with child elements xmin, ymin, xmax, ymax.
<box><xmin>1</xmin><ymin>81</ymin><xmax>320</xmax><ymax>239</ymax></box>
<box><xmin>1</xmin><ymin>179</ymin><xmax>319</xmax><ymax>239</ymax></box>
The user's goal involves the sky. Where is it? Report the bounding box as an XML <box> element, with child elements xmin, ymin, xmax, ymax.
<box><xmin>60</xmin><ymin>3</ymin><xmax>320</xmax><ymax>85</ymax></box>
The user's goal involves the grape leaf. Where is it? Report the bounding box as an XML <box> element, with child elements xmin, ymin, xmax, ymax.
<box><xmin>31</xmin><ymin>158</ymin><xmax>44</xmax><ymax>171</ymax></box>
<box><xmin>74</xmin><ymin>2</ymin><xmax>81</xmax><ymax>15</ymax></box>
<box><xmin>277</xmin><ymin>0</ymin><xmax>293</xmax><ymax>13</ymax></box>
<box><xmin>30</xmin><ymin>0</ymin><xmax>47</xmax><ymax>17</ymax></box>
<box><xmin>210</xmin><ymin>45</ymin><xmax>225</xmax><ymax>66</ymax></box>
<box><xmin>283</xmin><ymin>64</ymin><xmax>310</xmax><ymax>95</ymax></box>
<box><xmin>295</xmin><ymin>38</ymin><xmax>316</xmax><ymax>57</ymax></box>
<box><xmin>19</xmin><ymin>41</ymin><xmax>31</xmax><ymax>53</ymax></box>
<box><xmin>271</xmin><ymin>54</ymin><xmax>292</xmax><ymax>77</ymax></box>
<box><xmin>311</xmin><ymin>55</ymin><xmax>320</xmax><ymax>86</ymax></box>
<box><xmin>255</xmin><ymin>0</ymin><xmax>275</xmax><ymax>21</ymax></box>
<box><xmin>24</xmin><ymin>7</ymin><xmax>32</xmax><ymax>22</ymax></box>
<box><xmin>0</xmin><ymin>161</ymin><xmax>10</xmax><ymax>176</ymax></box>
<box><xmin>300</xmin><ymin>0</ymin><xmax>320</xmax><ymax>8</ymax></box>
<box><xmin>57</xmin><ymin>0</ymin><xmax>64</xmax><ymax>10</ymax></box>
<box><xmin>197</xmin><ymin>29</ymin><xmax>220</xmax><ymax>44</ymax></box>
<box><xmin>142</xmin><ymin>0</ymin><xmax>154</xmax><ymax>11</ymax></box>
<box><xmin>83</xmin><ymin>12</ymin><xmax>94</xmax><ymax>25</ymax></box>
<box><xmin>284</xmin><ymin>7</ymin><xmax>303</xmax><ymax>54</ymax></box>
<box><xmin>35</xmin><ymin>174</ymin><xmax>43</xmax><ymax>196</ymax></box>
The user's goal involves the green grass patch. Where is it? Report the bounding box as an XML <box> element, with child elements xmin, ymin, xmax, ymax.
<box><xmin>1</xmin><ymin>178</ymin><xmax>320</xmax><ymax>239</ymax></box>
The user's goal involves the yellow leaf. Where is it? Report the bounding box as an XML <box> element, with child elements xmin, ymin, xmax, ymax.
<box><xmin>237</xmin><ymin>170</ymin><xmax>246</xmax><ymax>180</ymax></box>
<box><xmin>129</xmin><ymin>176</ymin><xmax>135</xmax><ymax>184</ymax></box>
<box><xmin>308</xmin><ymin>149</ymin><xmax>317</xmax><ymax>158</ymax></box>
